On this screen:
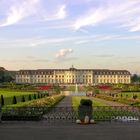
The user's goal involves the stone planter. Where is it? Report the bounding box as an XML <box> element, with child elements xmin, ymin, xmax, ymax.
<box><xmin>78</xmin><ymin>99</ymin><xmax>93</xmax><ymax>122</ymax></box>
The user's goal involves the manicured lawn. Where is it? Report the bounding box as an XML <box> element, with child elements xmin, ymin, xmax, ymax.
<box><xmin>0</xmin><ymin>90</ymin><xmax>34</xmax><ymax>98</ymax></box>
<box><xmin>72</xmin><ymin>96</ymin><xmax>107</xmax><ymax>107</ymax></box>
<box><xmin>1</xmin><ymin>95</ymin><xmax>65</xmax><ymax>121</ymax></box>
<box><xmin>4</xmin><ymin>94</ymin><xmax>64</xmax><ymax>108</ymax></box>
<box><xmin>72</xmin><ymin>96</ymin><xmax>139</xmax><ymax>121</ymax></box>
<box><xmin>118</xmin><ymin>92</ymin><xmax>140</xmax><ymax>98</ymax></box>
<box><xmin>0</xmin><ymin>90</ymin><xmax>36</xmax><ymax>105</ymax></box>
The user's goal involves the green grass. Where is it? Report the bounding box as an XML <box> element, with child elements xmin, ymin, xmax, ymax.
<box><xmin>0</xmin><ymin>90</ymin><xmax>36</xmax><ymax>105</ymax></box>
<box><xmin>1</xmin><ymin>95</ymin><xmax>65</xmax><ymax>121</ymax></box>
<box><xmin>118</xmin><ymin>92</ymin><xmax>140</xmax><ymax>98</ymax></box>
<box><xmin>0</xmin><ymin>90</ymin><xmax>34</xmax><ymax>98</ymax></box>
<box><xmin>3</xmin><ymin>94</ymin><xmax>64</xmax><ymax>108</ymax></box>
<box><xmin>72</xmin><ymin>96</ymin><xmax>107</xmax><ymax>107</ymax></box>
<box><xmin>4</xmin><ymin>100</ymin><xmax>32</xmax><ymax>108</ymax></box>
<box><xmin>72</xmin><ymin>96</ymin><xmax>139</xmax><ymax>121</ymax></box>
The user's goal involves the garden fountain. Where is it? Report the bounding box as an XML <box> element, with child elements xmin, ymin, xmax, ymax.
<box><xmin>75</xmin><ymin>84</ymin><xmax>78</xmax><ymax>95</ymax></box>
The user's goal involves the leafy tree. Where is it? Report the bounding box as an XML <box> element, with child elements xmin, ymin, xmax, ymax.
<box><xmin>131</xmin><ymin>74</ymin><xmax>140</xmax><ymax>83</ymax></box>
<box><xmin>0</xmin><ymin>68</ymin><xmax>5</xmax><ymax>83</ymax></box>
<box><xmin>131</xmin><ymin>74</ymin><xmax>138</xmax><ymax>82</ymax></box>
<box><xmin>0</xmin><ymin>67</ymin><xmax>15</xmax><ymax>83</ymax></box>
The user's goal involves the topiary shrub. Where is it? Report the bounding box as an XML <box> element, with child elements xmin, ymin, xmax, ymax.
<box><xmin>28</xmin><ymin>94</ymin><xmax>32</xmax><ymax>101</ymax></box>
<box><xmin>78</xmin><ymin>99</ymin><xmax>93</xmax><ymax>121</ymax></box>
<box><xmin>12</xmin><ymin>96</ymin><xmax>17</xmax><ymax>104</ymax></box>
<box><xmin>37</xmin><ymin>94</ymin><xmax>40</xmax><ymax>99</ymax></box>
<box><xmin>133</xmin><ymin>94</ymin><xmax>138</xmax><ymax>100</ymax></box>
<box><xmin>80</xmin><ymin>99</ymin><xmax>92</xmax><ymax>106</ymax></box>
<box><xmin>21</xmin><ymin>95</ymin><xmax>25</xmax><ymax>102</ymax></box>
<box><xmin>0</xmin><ymin>95</ymin><xmax>4</xmax><ymax>106</ymax></box>
<box><xmin>33</xmin><ymin>94</ymin><xmax>36</xmax><ymax>99</ymax></box>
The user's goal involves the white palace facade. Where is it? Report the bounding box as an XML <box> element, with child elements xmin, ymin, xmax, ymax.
<box><xmin>16</xmin><ymin>67</ymin><xmax>131</xmax><ymax>85</ymax></box>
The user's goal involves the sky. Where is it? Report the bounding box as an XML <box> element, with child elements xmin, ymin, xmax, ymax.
<box><xmin>0</xmin><ymin>0</ymin><xmax>140</xmax><ymax>74</ymax></box>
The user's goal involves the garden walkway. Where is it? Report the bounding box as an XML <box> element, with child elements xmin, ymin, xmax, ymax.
<box><xmin>92</xmin><ymin>97</ymin><xmax>128</xmax><ymax>106</ymax></box>
<box><xmin>56</xmin><ymin>96</ymin><xmax>72</xmax><ymax>107</ymax></box>
<box><xmin>42</xmin><ymin>96</ymin><xmax>72</xmax><ymax>120</ymax></box>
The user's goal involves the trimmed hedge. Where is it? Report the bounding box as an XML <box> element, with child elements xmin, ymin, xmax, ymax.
<box><xmin>1</xmin><ymin>95</ymin><xmax>65</xmax><ymax>121</ymax></box>
<box><xmin>0</xmin><ymin>95</ymin><xmax>4</xmax><ymax>106</ymax></box>
<box><xmin>96</xmin><ymin>94</ymin><xmax>140</xmax><ymax>106</ymax></box>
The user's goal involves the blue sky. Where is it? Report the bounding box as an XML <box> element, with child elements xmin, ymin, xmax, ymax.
<box><xmin>0</xmin><ymin>0</ymin><xmax>140</xmax><ymax>74</ymax></box>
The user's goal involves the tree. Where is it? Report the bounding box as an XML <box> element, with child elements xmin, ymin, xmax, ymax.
<box><xmin>0</xmin><ymin>67</ymin><xmax>15</xmax><ymax>83</ymax></box>
<box><xmin>0</xmin><ymin>68</ymin><xmax>5</xmax><ymax>83</ymax></box>
<box><xmin>131</xmin><ymin>74</ymin><xmax>140</xmax><ymax>83</ymax></box>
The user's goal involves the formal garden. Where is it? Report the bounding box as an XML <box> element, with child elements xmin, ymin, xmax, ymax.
<box><xmin>0</xmin><ymin>83</ymin><xmax>140</xmax><ymax>123</ymax></box>
<box><xmin>0</xmin><ymin>84</ymin><xmax>65</xmax><ymax>121</ymax></box>
<box><xmin>83</xmin><ymin>84</ymin><xmax>140</xmax><ymax>106</ymax></box>
<box><xmin>71</xmin><ymin>96</ymin><xmax>140</xmax><ymax>123</ymax></box>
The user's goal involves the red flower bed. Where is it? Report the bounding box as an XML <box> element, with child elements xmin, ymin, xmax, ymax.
<box><xmin>96</xmin><ymin>85</ymin><xmax>112</xmax><ymax>90</ymax></box>
<box><xmin>37</xmin><ymin>85</ymin><xmax>52</xmax><ymax>90</ymax></box>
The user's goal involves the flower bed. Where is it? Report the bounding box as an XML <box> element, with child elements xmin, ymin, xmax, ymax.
<box><xmin>96</xmin><ymin>94</ymin><xmax>140</xmax><ymax>106</ymax></box>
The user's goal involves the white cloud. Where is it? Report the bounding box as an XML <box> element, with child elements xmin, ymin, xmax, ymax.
<box><xmin>73</xmin><ymin>0</ymin><xmax>140</xmax><ymax>32</ymax></box>
<box><xmin>56</xmin><ymin>5</ymin><xmax>66</xmax><ymax>19</ymax></box>
<box><xmin>75</xmin><ymin>40</ymin><xmax>89</xmax><ymax>44</ymax></box>
<box><xmin>56</xmin><ymin>48</ymin><xmax>73</xmax><ymax>58</ymax></box>
<box><xmin>130</xmin><ymin>26</ymin><xmax>140</xmax><ymax>32</ymax></box>
<box><xmin>43</xmin><ymin>4</ymin><xmax>67</xmax><ymax>21</ymax></box>
<box><xmin>74</xmin><ymin>7</ymin><xmax>111</xmax><ymax>30</ymax></box>
<box><xmin>1</xmin><ymin>33</ymin><xmax>140</xmax><ymax>49</ymax></box>
<box><xmin>0</xmin><ymin>1</ymin><xmax>67</xmax><ymax>27</ymax></box>
<box><xmin>0</xmin><ymin>0</ymin><xmax>40</xmax><ymax>27</ymax></box>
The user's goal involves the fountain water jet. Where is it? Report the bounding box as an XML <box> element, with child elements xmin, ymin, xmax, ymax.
<box><xmin>75</xmin><ymin>84</ymin><xmax>78</xmax><ymax>96</ymax></box>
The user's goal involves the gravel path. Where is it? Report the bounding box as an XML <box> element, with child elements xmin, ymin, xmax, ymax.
<box><xmin>92</xmin><ymin>97</ymin><xmax>128</xmax><ymax>106</ymax></box>
<box><xmin>56</xmin><ymin>96</ymin><xmax>72</xmax><ymax>107</ymax></box>
<box><xmin>42</xmin><ymin>96</ymin><xmax>72</xmax><ymax>120</ymax></box>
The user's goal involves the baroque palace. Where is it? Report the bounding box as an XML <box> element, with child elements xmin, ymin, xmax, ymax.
<box><xmin>16</xmin><ymin>66</ymin><xmax>131</xmax><ymax>85</ymax></box>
